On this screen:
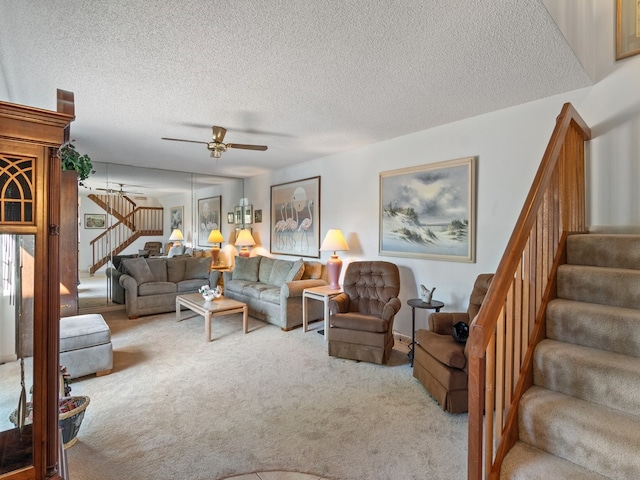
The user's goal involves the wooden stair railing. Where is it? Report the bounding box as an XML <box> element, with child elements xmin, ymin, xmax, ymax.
<box><xmin>86</xmin><ymin>195</ymin><xmax>164</xmax><ymax>273</ymax></box>
<box><xmin>467</xmin><ymin>103</ymin><xmax>591</xmax><ymax>480</ymax></box>
<box><xmin>88</xmin><ymin>193</ymin><xmax>136</xmax><ymax>229</ymax></box>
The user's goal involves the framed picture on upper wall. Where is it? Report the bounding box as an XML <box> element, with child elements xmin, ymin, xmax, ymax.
<box><xmin>169</xmin><ymin>206</ymin><xmax>183</xmax><ymax>231</ymax></box>
<box><xmin>379</xmin><ymin>156</ymin><xmax>476</xmax><ymax>262</ymax></box>
<box><xmin>84</xmin><ymin>213</ymin><xmax>106</xmax><ymax>229</ymax></box>
<box><xmin>270</xmin><ymin>176</ymin><xmax>320</xmax><ymax>257</ymax></box>
<box><xmin>197</xmin><ymin>196</ymin><xmax>221</xmax><ymax>247</ymax></box>
<box><xmin>616</xmin><ymin>0</ymin><xmax>640</xmax><ymax>60</ymax></box>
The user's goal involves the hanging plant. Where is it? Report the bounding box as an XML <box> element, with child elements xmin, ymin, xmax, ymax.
<box><xmin>60</xmin><ymin>140</ymin><xmax>93</xmax><ymax>186</ymax></box>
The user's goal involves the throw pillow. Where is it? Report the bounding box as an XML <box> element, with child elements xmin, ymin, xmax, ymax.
<box><xmin>167</xmin><ymin>258</ymin><xmax>187</xmax><ymax>283</ymax></box>
<box><xmin>302</xmin><ymin>261</ymin><xmax>322</xmax><ymax>280</ymax></box>
<box><xmin>168</xmin><ymin>245</ymin><xmax>185</xmax><ymax>258</ymax></box>
<box><xmin>123</xmin><ymin>257</ymin><xmax>155</xmax><ymax>285</ymax></box>
<box><xmin>185</xmin><ymin>258</ymin><xmax>210</xmax><ymax>280</ymax></box>
<box><xmin>285</xmin><ymin>258</ymin><xmax>305</xmax><ymax>282</ymax></box>
<box><xmin>259</xmin><ymin>256</ymin><xmax>275</xmax><ymax>283</ymax></box>
<box><xmin>268</xmin><ymin>259</ymin><xmax>294</xmax><ymax>287</ymax></box>
<box><xmin>232</xmin><ymin>256</ymin><xmax>260</xmax><ymax>282</ymax></box>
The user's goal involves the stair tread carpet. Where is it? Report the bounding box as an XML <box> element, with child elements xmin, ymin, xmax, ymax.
<box><xmin>567</xmin><ymin>234</ymin><xmax>640</xmax><ymax>269</ymax></box>
<box><xmin>518</xmin><ymin>386</ymin><xmax>640</xmax><ymax>479</ymax></box>
<box><xmin>546</xmin><ymin>298</ymin><xmax>640</xmax><ymax>358</ymax></box>
<box><xmin>534</xmin><ymin>339</ymin><xmax>640</xmax><ymax>416</ymax></box>
<box><xmin>501</xmin><ymin>441</ymin><xmax>610</xmax><ymax>480</ymax></box>
<box><xmin>557</xmin><ymin>264</ymin><xmax>640</xmax><ymax>310</ymax></box>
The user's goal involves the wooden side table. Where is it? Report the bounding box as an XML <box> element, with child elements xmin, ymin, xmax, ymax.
<box><xmin>302</xmin><ymin>285</ymin><xmax>343</xmax><ymax>341</ymax></box>
<box><xmin>407</xmin><ymin>298</ymin><xmax>445</xmax><ymax>366</ymax></box>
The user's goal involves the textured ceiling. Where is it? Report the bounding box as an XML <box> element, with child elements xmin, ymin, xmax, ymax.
<box><xmin>0</xmin><ymin>1</ymin><xmax>591</xmax><ymax>192</ymax></box>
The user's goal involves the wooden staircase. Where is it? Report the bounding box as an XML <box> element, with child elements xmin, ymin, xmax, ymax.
<box><xmin>466</xmin><ymin>103</ymin><xmax>592</xmax><ymax>479</ymax></box>
<box><xmin>87</xmin><ymin>193</ymin><xmax>163</xmax><ymax>273</ymax></box>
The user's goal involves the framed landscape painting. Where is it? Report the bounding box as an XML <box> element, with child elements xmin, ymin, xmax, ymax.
<box><xmin>379</xmin><ymin>157</ymin><xmax>476</xmax><ymax>262</ymax></box>
<box><xmin>270</xmin><ymin>176</ymin><xmax>320</xmax><ymax>257</ymax></box>
<box><xmin>197</xmin><ymin>196</ymin><xmax>221</xmax><ymax>247</ymax></box>
<box><xmin>84</xmin><ymin>213</ymin><xmax>106</xmax><ymax>229</ymax></box>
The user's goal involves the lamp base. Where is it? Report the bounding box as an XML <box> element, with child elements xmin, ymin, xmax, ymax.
<box><xmin>238</xmin><ymin>247</ymin><xmax>250</xmax><ymax>258</ymax></box>
<box><xmin>211</xmin><ymin>246</ymin><xmax>220</xmax><ymax>267</ymax></box>
<box><xmin>326</xmin><ymin>254</ymin><xmax>343</xmax><ymax>289</ymax></box>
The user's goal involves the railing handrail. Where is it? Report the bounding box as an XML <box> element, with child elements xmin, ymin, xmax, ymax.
<box><xmin>468</xmin><ymin>103</ymin><xmax>590</xmax><ymax>359</ymax></box>
<box><xmin>467</xmin><ymin>103</ymin><xmax>591</xmax><ymax>479</ymax></box>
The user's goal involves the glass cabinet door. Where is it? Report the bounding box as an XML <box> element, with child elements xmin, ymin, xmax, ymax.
<box><xmin>0</xmin><ymin>234</ymin><xmax>35</xmax><ymax>474</ymax></box>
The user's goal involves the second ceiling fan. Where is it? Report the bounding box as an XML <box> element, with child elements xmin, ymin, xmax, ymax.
<box><xmin>162</xmin><ymin>126</ymin><xmax>268</xmax><ymax>158</ymax></box>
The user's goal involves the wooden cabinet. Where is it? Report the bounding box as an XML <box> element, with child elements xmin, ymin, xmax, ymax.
<box><xmin>60</xmin><ymin>170</ymin><xmax>79</xmax><ymax>317</ymax></box>
<box><xmin>0</xmin><ymin>91</ymin><xmax>74</xmax><ymax>479</ymax></box>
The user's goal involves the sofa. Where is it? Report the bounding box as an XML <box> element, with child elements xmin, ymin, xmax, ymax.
<box><xmin>115</xmin><ymin>256</ymin><xmax>221</xmax><ymax>319</ymax></box>
<box><xmin>223</xmin><ymin>255</ymin><xmax>327</xmax><ymax>330</ymax></box>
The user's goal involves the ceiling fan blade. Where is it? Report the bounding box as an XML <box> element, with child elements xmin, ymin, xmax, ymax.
<box><xmin>161</xmin><ymin>137</ymin><xmax>208</xmax><ymax>145</ymax></box>
<box><xmin>212</xmin><ymin>126</ymin><xmax>227</xmax><ymax>143</ymax></box>
<box><xmin>226</xmin><ymin>143</ymin><xmax>268</xmax><ymax>151</ymax></box>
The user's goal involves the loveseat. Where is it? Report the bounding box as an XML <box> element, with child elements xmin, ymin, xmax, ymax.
<box><xmin>116</xmin><ymin>256</ymin><xmax>221</xmax><ymax>319</ymax></box>
<box><xmin>223</xmin><ymin>255</ymin><xmax>327</xmax><ymax>330</ymax></box>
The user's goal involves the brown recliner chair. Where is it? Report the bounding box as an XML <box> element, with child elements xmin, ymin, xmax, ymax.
<box><xmin>142</xmin><ymin>241</ymin><xmax>163</xmax><ymax>257</ymax></box>
<box><xmin>412</xmin><ymin>273</ymin><xmax>493</xmax><ymax>413</ymax></box>
<box><xmin>327</xmin><ymin>261</ymin><xmax>401</xmax><ymax>364</ymax></box>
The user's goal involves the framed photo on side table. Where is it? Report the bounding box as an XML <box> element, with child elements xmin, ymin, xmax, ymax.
<box><xmin>379</xmin><ymin>156</ymin><xmax>476</xmax><ymax>263</ymax></box>
<box><xmin>270</xmin><ymin>176</ymin><xmax>320</xmax><ymax>257</ymax></box>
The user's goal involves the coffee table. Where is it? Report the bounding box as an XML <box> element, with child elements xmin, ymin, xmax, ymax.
<box><xmin>176</xmin><ymin>293</ymin><xmax>248</xmax><ymax>342</ymax></box>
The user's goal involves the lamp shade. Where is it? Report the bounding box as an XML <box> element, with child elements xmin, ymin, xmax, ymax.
<box><xmin>320</xmin><ymin>229</ymin><xmax>349</xmax><ymax>289</ymax></box>
<box><xmin>234</xmin><ymin>229</ymin><xmax>255</xmax><ymax>247</ymax></box>
<box><xmin>207</xmin><ymin>229</ymin><xmax>224</xmax><ymax>244</ymax></box>
<box><xmin>169</xmin><ymin>229</ymin><xmax>184</xmax><ymax>242</ymax></box>
<box><xmin>235</xmin><ymin>229</ymin><xmax>255</xmax><ymax>257</ymax></box>
<box><xmin>320</xmin><ymin>229</ymin><xmax>349</xmax><ymax>253</ymax></box>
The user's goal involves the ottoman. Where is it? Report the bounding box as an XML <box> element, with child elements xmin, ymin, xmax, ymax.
<box><xmin>60</xmin><ymin>314</ymin><xmax>113</xmax><ymax>379</ymax></box>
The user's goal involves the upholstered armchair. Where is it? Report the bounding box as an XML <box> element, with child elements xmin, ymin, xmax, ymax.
<box><xmin>142</xmin><ymin>241</ymin><xmax>163</xmax><ymax>257</ymax></box>
<box><xmin>412</xmin><ymin>273</ymin><xmax>493</xmax><ymax>413</ymax></box>
<box><xmin>327</xmin><ymin>261</ymin><xmax>401</xmax><ymax>364</ymax></box>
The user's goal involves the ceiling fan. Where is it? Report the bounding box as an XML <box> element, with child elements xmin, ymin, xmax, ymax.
<box><xmin>161</xmin><ymin>126</ymin><xmax>268</xmax><ymax>158</ymax></box>
<box><xmin>95</xmin><ymin>183</ymin><xmax>143</xmax><ymax>196</ymax></box>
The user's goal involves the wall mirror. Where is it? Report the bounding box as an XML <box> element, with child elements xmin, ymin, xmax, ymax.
<box><xmin>76</xmin><ymin>163</ymin><xmax>241</xmax><ymax>312</ymax></box>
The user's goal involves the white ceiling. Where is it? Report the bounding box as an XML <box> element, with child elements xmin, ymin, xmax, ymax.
<box><xmin>0</xmin><ymin>1</ymin><xmax>591</xmax><ymax>193</ymax></box>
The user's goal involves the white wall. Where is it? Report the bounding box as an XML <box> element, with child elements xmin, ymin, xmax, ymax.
<box><xmin>244</xmin><ymin>52</ymin><xmax>640</xmax><ymax>337</ymax></box>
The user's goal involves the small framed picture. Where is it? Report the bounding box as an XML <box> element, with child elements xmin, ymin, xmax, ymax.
<box><xmin>84</xmin><ymin>213</ymin><xmax>106</xmax><ymax>229</ymax></box>
<box><xmin>227</xmin><ymin>212</ymin><xmax>235</xmax><ymax>224</ymax></box>
<box><xmin>254</xmin><ymin>209</ymin><xmax>263</xmax><ymax>223</ymax></box>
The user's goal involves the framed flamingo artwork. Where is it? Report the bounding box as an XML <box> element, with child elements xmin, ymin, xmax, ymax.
<box><xmin>270</xmin><ymin>176</ymin><xmax>321</xmax><ymax>257</ymax></box>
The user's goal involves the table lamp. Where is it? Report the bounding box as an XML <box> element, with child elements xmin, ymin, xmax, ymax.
<box><xmin>208</xmin><ymin>229</ymin><xmax>225</xmax><ymax>266</ymax></box>
<box><xmin>234</xmin><ymin>229</ymin><xmax>255</xmax><ymax>257</ymax></box>
<box><xmin>169</xmin><ymin>228</ymin><xmax>184</xmax><ymax>247</ymax></box>
<box><xmin>320</xmin><ymin>229</ymin><xmax>349</xmax><ymax>289</ymax></box>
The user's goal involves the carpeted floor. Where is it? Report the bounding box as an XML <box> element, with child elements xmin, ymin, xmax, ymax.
<box><xmin>3</xmin><ymin>308</ymin><xmax>467</xmax><ymax>479</ymax></box>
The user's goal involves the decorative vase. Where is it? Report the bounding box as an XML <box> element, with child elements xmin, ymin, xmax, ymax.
<box><xmin>420</xmin><ymin>284</ymin><xmax>435</xmax><ymax>303</ymax></box>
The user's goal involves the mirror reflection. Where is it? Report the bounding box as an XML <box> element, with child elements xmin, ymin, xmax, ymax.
<box><xmin>0</xmin><ymin>234</ymin><xmax>35</xmax><ymax>474</ymax></box>
<box><xmin>77</xmin><ymin>162</ymin><xmax>239</xmax><ymax>312</ymax></box>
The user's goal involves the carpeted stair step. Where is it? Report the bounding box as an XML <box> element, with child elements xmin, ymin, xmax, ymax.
<box><xmin>557</xmin><ymin>264</ymin><xmax>640</xmax><ymax>310</ymax></box>
<box><xmin>533</xmin><ymin>339</ymin><xmax>640</xmax><ymax>417</ymax></box>
<box><xmin>567</xmin><ymin>234</ymin><xmax>640</xmax><ymax>270</ymax></box>
<box><xmin>518</xmin><ymin>386</ymin><xmax>640</xmax><ymax>479</ymax></box>
<box><xmin>500</xmin><ymin>441</ymin><xmax>609</xmax><ymax>480</ymax></box>
<box><xmin>546</xmin><ymin>299</ymin><xmax>640</xmax><ymax>358</ymax></box>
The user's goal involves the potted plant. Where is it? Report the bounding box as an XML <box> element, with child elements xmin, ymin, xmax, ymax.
<box><xmin>59</xmin><ymin>140</ymin><xmax>93</xmax><ymax>185</ymax></box>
